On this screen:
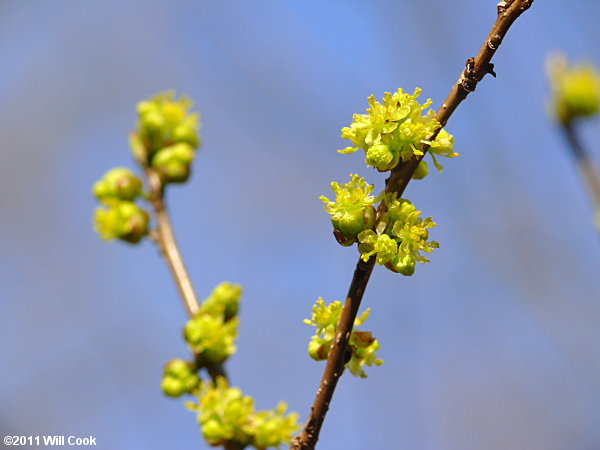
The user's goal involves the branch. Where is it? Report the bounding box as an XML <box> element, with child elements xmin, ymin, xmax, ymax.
<box><xmin>144</xmin><ymin>167</ymin><xmax>230</xmax><ymax>383</ymax></box>
<box><xmin>560</xmin><ymin>122</ymin><xmax>600</xmax><ymax>230</ymax></box>
<box><xmin>145</xmin><ymin>167</ymin><xmax>200</xmax><ymax>317</ymax></box>
<box><xmin>291</xmin><ymin>1</ymin><xmax>534</xmax><ymax>448</ymax></box>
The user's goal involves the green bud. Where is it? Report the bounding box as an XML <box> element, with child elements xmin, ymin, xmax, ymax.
<box><xmin>161</xmin><ymin>359</ymin><xmax>201</xmax><ymax>397</ymax></box>
<box><xmin>201</xmin><ymin>419</ymin><xmax>227</xmax><ymax>446</ymax></box>
<box><xmin>331</xmin><ymin>204</ymin><xmax>377</xmax><ymax>242</ymax></box>
<box><xmin>389</xmin><ymin>254</ymin><xmax>416</xmax><ymax>276</ymax></box>
<box><xmin>365</xmin><ymin>143</ymin><xmax>394</xmax><ymax>171</ymax></box>
<box><xmin>411</xmin><ymin>160</ymin><xmax>429</xmax><ymax>180</ymax></box>
<box><xmin>161</xmin><ymin>377</ymin><xmax>186</xmax><ymax>398</ymax></box>
<box><xmin>93</xmin><ymin>201</ymin><xmax>149</xmax><ymax>244</ymax></box>
<box><xmin>151</xmin><ymin>143</ymin><xmax>195</xmax><ymax>183</ymax></box>
<box><xmin>332</xmin><ymin>209</ymin><xmax>364</xmax><ymax>237</ymax></box>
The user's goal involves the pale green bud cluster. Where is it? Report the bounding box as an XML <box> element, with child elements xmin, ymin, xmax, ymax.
<box><xmin>130</xmin><ymin>91</ymin><xmax>200</xmax><ymax>184</ymax></box>
<box><xmin>161</xmin><ymin>359</ymin><xmax>201</xmax><ymax>398</ymax></box>
<box><xmin>547</xmin><ymin>53</ymin><xmax>600</xmax><ymax>124</ymax></box>
<box><xmin>187</xmin><ymin>377</ymin><xmax>299</xmax><ymax>449</ymax></box>
<box><xmin>92</xmin><ymin>168</ymin><xmax>148</xmax><ymax>244</ymax></box>
<box><xmin>183</xmin><ymin>282</ymin><xmax>242</xmax><ymax>366</ymax></box>
<box><xmin>358</xmin><ymin>194</ymin><xmax>439</xmax><ymax>276</ymax></box>
<box><xmin>339</xmin><ymin>88</ymin><xmax>457</xmax><ymax>174</ymax></box>
<box><xmin>320</xmin><ymin>174</ymin><xmax>381</xmax><ymax>245</ymax></box>
<box><xmin>304</xmin><ymin>298</ymin><xmax>383</xmax><ymax>378</ymax></box>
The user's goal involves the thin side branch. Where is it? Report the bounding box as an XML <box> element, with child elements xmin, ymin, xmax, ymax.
<box><xmin>144</xmin><ymin>167</ymin><xmax>229</xmax><ymax>383</ymax></box>
<box><xmin>292</xmin><ymin>1</ymin><xmax>534</xmax><ymax>449</ymax></box>
<box><xmin>145</xmin><ymin>168</ymin><xmax>200</xmax><ymax>317</ymax></box>
<box><xmin>561</xmin><ymin>122</ymin><xmax>600</xmax><ymax>228</ymax></box>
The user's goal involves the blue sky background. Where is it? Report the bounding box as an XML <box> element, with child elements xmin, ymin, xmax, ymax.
<box><xmin>1</xmin><ymin>1</ymin><xmax>600</xmax><ymax>449</ymax></box>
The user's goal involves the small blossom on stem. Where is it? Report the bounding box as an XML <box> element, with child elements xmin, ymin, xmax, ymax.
<box><xmin>304</xmin><ymin>298</ymin><xmax>382</xmax><ymax>378</ymax></box>
<box><xmin>320</xmin><ymin>174</ymin><xmax>381</xmax><ymax>245</ymax></box>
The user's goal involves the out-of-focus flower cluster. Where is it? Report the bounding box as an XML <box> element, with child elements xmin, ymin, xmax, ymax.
<box><xmin>92</xmin><ymin>167</ymin><xmax>148</xmax><ymax>243</ymax></box>
<box><xmin>186</xmin><ymin>377</ymin><xmax>299</xmax><ymax>449</ymax></box>
<box><xmin>130</xmin><ymin>91</ymin><xmax>200</xmax><ymax>183</ymax></box>
<box><xmin>92</xmin><ymin>91</ymin><xmax>201</xmax><ymax>244</ymax></box>
<box><xmin>547</xmin><ymin>53</ymin><xmax>600</xmax><ymax>124</ymax></box>
<box><xmin>184</xmin><ymin>282</ymin><xmax>242</xmax><ymax>366</ymax></box>
<box><xmin>160</xmin><ymin>284</ymin><xmax>300</xmax><ymax>448</ymax></box>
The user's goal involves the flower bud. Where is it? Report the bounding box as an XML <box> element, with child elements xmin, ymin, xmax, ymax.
<box><xmin>332</xmin><ymin>204</ymin><xmax>377</xmax><ymax>241</ymax></box>
<box><xmin>93</xmin><ymin>167</ymin><xmax>142</xmax><ymax>204</ymax></box>
<box><xmin>151</xmin><ymin>143</ymin><xmax>195</xmax><ymax>183</ymax></box>
<box><xmin>390</xmin><ymin>254</ymin><xmax>416</xmax><ymax>276</ymax></box>
<box><xmin>365</xmin><ymin>143</ymin><xmax>394</xmax><ymax>171</ymax></box>
<box><xmin>332</xmin><ymin>209</ymin><xmax>364</xmax><ymax>237</ymax></box>
<box><xmin>93</xmin><ymin>201</ymin><xmax>149</xmax><ymax>244</ymax></box>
